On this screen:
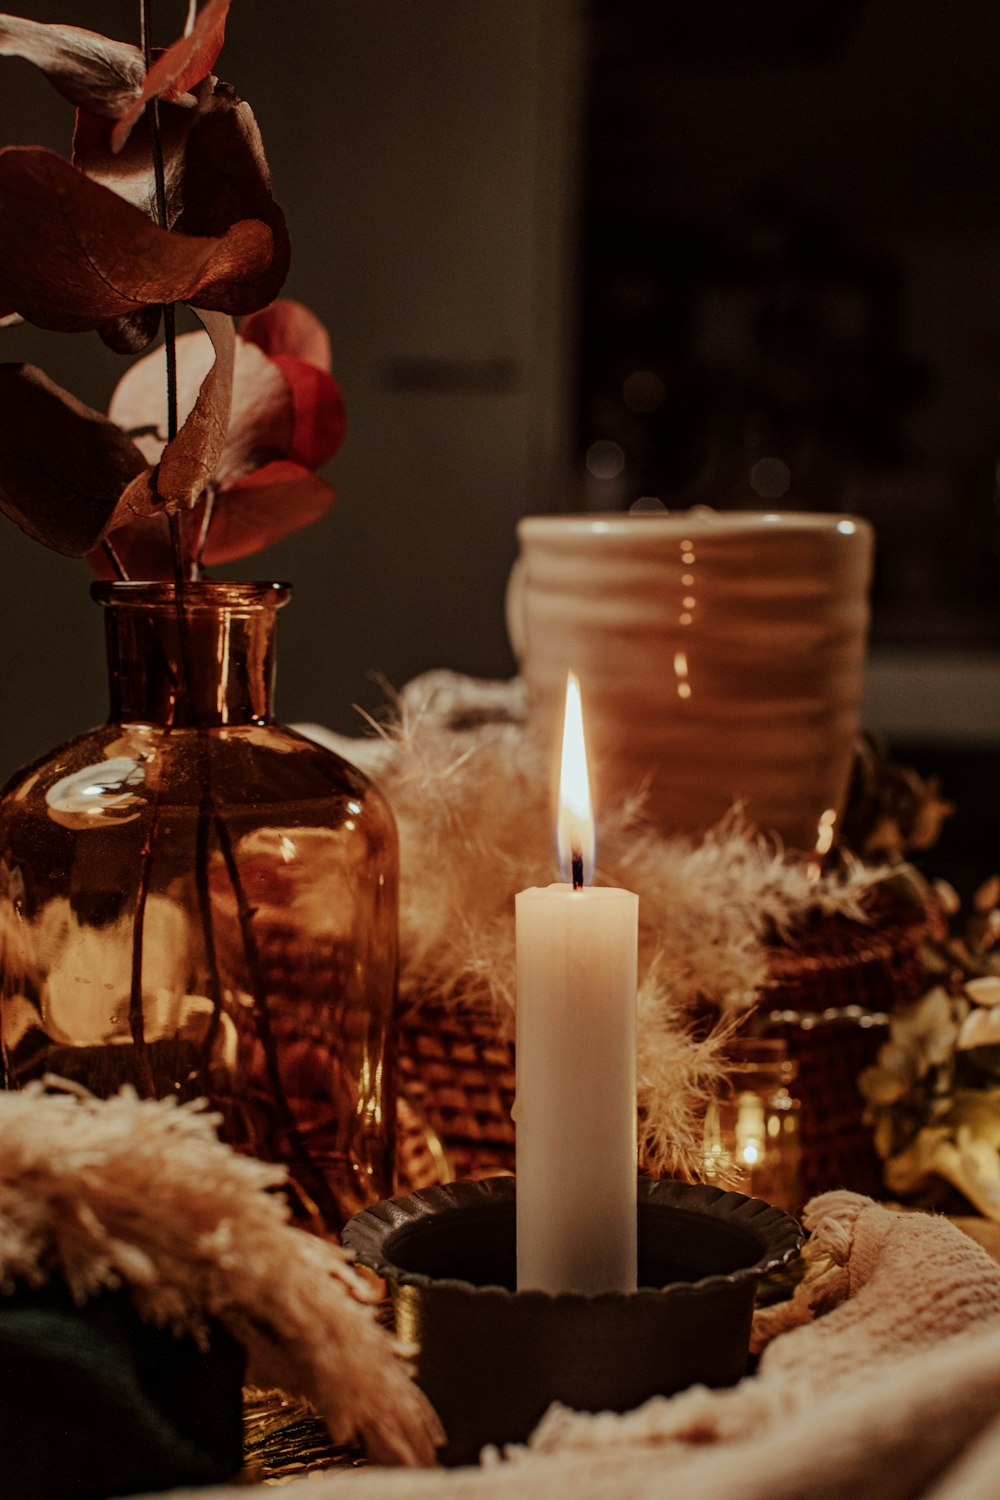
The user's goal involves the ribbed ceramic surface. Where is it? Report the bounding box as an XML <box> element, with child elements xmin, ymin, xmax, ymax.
<box><xmin>508</xmin><ymin>510</ymin><xmax>874</xmax><ymax>851</ymax></box>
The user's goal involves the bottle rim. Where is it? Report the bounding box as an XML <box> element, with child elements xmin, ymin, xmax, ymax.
<box><xmin>91</xmin><ymin>580</ymin><xmax>292</xmax><ymax>610</ymax></box>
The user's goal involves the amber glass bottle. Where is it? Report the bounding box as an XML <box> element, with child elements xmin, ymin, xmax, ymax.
<box><xmin>0</xmin><ymin>582</ymin><xmax>397</xmax><ymax>1232</ymax></box>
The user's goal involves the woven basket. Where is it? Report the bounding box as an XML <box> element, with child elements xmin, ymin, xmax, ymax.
<box><xmin>754</xmin><ymin>893</ymin><xmax>934</xmax><ymax>1201</ymax></box>
<box><xmin>395</xmin><ymin>893</ymin><xmax>934</xmax><ymax>1203</ymax></box>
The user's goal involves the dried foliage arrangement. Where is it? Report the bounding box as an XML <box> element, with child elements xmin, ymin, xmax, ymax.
<box><xmin>0</xmin><ymin>1084</ymin><xmax>442</xmax><ymax>1465</ymax></box>
<box><xmin>0</xmin><ymin>4</ymin><xmax>352</xmax><ymax>1145</ymax></box>
<box><xmin>309</xmin><ymin>671</ymin><xmax>893</xmax><ymax>1177</ymax></box>
<box><xmin>0</xmin><ymin>1</ymin><xmax>344</xmax><ymax>577</ymax></box>
<box><xmin>860</xmin><ymin>873</ymin><xmax>1000</xmax><ymax>1219</ymax></box>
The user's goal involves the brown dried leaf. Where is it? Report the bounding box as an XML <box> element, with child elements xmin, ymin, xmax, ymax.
<box><xmin>87</xmin><ymin>510</ymin><xmax>175</xmax><ymax>581</ymax></box>
<box><xmin>99</xmin><ymin>306</ymin><xmax>163</xmax><ymax>355</ymax></box>
<box><xmin>74</xmin><ymin>81</ymin><xmax>290</xmax><ymax>325</ymax></box>
<box><xmin>0</xmin><ymin>363</ymin><xmax>146</xmax><ymax>556</ymax></box>
<box><xmin>111</xmin><ymin>0</ymin><xmax>232</xmax><ymax>153</ymax></box>
<box><xmin>72</xmin><ymin>100</ymin><xmax>183</xmax><ymax>223</ymax></box>
<box><xmin>0</xmin><ymin>14</ymin><xmax>148</xmax><ymax>118</ymax></box>
<box><xmin>93</xmin><ymin>462</ymin><xmax>336</xmax><ymax>576</ymax></box>
<box><xmin>202</xmin><ymin>461</ymin><xmax>336</xmax><ymax>565</ymax></box>
<box><xmin>0</xmin><ymin>146</ymin><xmax>280</xmax><ymax>328</ymax></box>
<box><xmin>112</xmin><ymin>309</ymin><xmax>236</xmax><ymax>525</ymax></box>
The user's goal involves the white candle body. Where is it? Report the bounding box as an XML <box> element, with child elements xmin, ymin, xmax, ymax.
<box><xmin>515</xmin><ymin>883</ymin><xmax>638</xmax><ymax>1294</ymax></box>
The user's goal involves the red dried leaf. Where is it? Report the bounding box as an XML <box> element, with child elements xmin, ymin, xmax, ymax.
<box><xmin>202</xmin><ymin>461</ymin><xmax>336</xmax><ymax>566</ymax></box>
<box><xmin>112</xmin><ymin>309</ymin><xmax>236</xmax><ymax>524</ymax></box>
<box><xmin>218</xmin><ymin>339</ymin><xmax>294</xmax><ymax>484</ymax></box>
<box><xmin>0</xmin><ymin>363</ymin><xmax>146</xmax><ymax>557</ymax></box>
<box><xmin>241</xmin><ymin>300</ymin><xmax>332</xmax><ymax>371</ymax></box>
<box><xmin>0</xmin><ymin>15</ymin><xmax>147</xmax><ymax>118</ymax></box>
<box><xmin>111</xmin><ymin>0</ymin><xmax>231</xmax><ymax>153</ymax></box>
<box><xmin>0</xmin><ymin>147</ymin><xmax>280</xmax><ymax>329</ymax></box>
<box><xmin>90</xmin><ymin>463</ymin><xmax>336</xmax><ymax>578</ymax></box>
<box><xmin>269</xmin><ymin>355</ymin><xmax>346</xmax><ymax>470</ymax></box>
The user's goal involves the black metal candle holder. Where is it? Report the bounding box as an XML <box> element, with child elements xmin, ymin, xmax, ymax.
<box><xmin>343</xmin><ymin>1175</ymin><xmax>803</xmax><ymax>1465</ymax></box>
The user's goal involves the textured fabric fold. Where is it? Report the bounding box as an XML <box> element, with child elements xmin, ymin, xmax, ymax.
<box><xmin>160</xmin><ymin>1193</ymin><xmax>1000</xmax><ymax>1500</ymax></box>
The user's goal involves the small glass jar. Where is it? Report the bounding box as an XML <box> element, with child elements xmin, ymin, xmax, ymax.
<box><xmin>0</xmin><ymin>582</ymin><xmax>398</xmax><ymax>1233</ymax></box>
<box><xmin>701</xmin><ymin>1037</ymin><xmax>801</xmax><ymax>1212</ymax></box>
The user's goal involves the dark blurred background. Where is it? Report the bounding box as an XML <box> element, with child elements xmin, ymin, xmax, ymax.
<box><xmin>0</xmin><ymin>0</ymin><xmax>997</xmax><ymax>890</ymax></box>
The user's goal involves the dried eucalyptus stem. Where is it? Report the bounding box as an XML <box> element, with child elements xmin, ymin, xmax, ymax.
<box><xmin>126</xmin><ymin>0</ymin><xmax>183</xmax><ymax>1098</ymax></box>
<box><xmin>101</xmin><ymin>538</ymin><xmax>129</xmax><ymax>581</ymax></box>
<box><xmin>121</xmin><ymin>0</ymin><xmax>335</xmax><ymax>1226</ymax></box>
<box><xmin>213</xmin><ymin>814</ymin><xmax>344</xmax><ymax>1230</ymax></box>
<box><xmin>141</xmin><ymin>0</ymin><xmax>185</xmax><ymax>584</ymax></box>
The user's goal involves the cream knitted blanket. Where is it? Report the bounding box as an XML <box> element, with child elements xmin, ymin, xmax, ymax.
<box><xmin>167</xmin><ymin>1191</ymin><xmax>1000</xmax><ymax>1500</ymax></box>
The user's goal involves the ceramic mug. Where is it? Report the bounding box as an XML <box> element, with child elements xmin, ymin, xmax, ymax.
<box><xmin>507</xmin><ymin>509</ymin><xmax>874</xmax><ymax>852</ymax></box>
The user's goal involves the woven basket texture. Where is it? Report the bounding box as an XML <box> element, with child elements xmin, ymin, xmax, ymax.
<box><xmin>395</xmin><ymin>895</ymin><xmax>934</xmax><ymax>1204</ymax></box>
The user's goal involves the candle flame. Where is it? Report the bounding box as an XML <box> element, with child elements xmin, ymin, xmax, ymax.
<box><xmin>557</xmin><ymin>671</ymin><xmax>595</xmax><ymax>886</ymax></box>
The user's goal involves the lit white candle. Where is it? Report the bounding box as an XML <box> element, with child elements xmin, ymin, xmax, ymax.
<box><xmin>515</xmin><ymin>672</ymin><xmax>638</xmax><ymax>1294</ymax></box>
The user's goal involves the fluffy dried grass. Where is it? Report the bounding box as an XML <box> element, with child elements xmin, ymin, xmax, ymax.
<box><xmin>0</xmin><ymin>1083</ymin><xmax>442</xmax><ymax>1466</ymax></box>
<box><xmin>306</xmin><ymin>672</ymin><xmax>886</xmax><ymax>1176</ymax></box>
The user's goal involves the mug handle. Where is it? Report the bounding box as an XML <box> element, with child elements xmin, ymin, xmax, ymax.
<box><xmin>504</xmin><ymin>554</ymin><xmax>527</xmax><ymax>664</ymax></box>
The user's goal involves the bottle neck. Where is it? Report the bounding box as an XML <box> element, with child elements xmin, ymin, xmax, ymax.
<box><xmin>95</xmin><ymin>582</ymin><xmax>291</xmax><ymax>729</ymax></box>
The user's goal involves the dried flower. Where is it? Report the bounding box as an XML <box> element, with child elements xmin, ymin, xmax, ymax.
<box><xmin>90</xmin><ymin>300</ymin><xmax>344</xmax><ymax>576</ymax></box>
<box><xmin>0</xmin><ymin>3</ymin><xmax>300</xmax><ymax>569</ymax></box>
<box><xmin>0</xmin><ymin>1085</ymin><xmax>442</xmax><ymax>1464</ymax></box>
<box><xmin>861</xmin><ymin>875</ymin><xmax>1000</xmax><ymax>1217</ymax></box>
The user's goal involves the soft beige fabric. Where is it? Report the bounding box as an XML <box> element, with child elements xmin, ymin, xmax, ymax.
<box><xmin>159</xmin><ymin>1192</ymin><xmax>1000</xmax><ymax>1500</ymax></box>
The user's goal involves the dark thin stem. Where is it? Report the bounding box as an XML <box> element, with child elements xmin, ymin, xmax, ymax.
<box><xmin>194</xmin><ymin>787</ymin><xmax>225</xmax><ymax>1081</ymax></box>
<box><xmin>572</xmin><ymin>849</ymin><xmax>584</xmax><ymax>891</ymax></box>
<box><xmin>192</xmin><ymin>490</ymin><xmax>216</xmax><ymax>580</ymax></box>
<box><xmin>101</xmin><ymin>539</ymin><xmax>129</xmax><ymax>581</ymax></box>
<box><xmin>161</xmin><ymin>299</ymin><xmax>179</xmax><ymax>443</ymax></box>
<box><xmin>213</xmin><ymin>811</ymin><xmax>344</xmax><ymax>1232</ymax></box>
<box><xmin>168</xmin><ymin>508</ymin><xmax>186</xmax><ymax>582</ymax></box>
<box><xmin>141</xmin><ymin>0</ymin><xmax>185</xmax><ymax>582</ymax></box>
<box><xmin>128</xmin><ymin>792</ymin><xmax>162</xmax><ymax>1098</ymax></box>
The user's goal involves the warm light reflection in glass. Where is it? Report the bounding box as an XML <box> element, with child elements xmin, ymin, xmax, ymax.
<box><xmin>673</xmin><ymin>649</ymin><xmax>692</xmax><ymax>699</ymax></box>
<box><xmin>679</xmin><ymin>612</ymin><xmax>693</xmax><ymax>626</ymax></box>
<box><xmin>557</xmin><ymin>671</ymin><xmax>596</xmax><ymax>886</ymax></box>
<box><xmin>814</xmin><ymin>808</ymin><xmax>837</xmax><ymax>856</ymax></box>
<box><xmin>735</xmin><ymin>1093</ymin><xmax>766</xmax><ymax>1167</ymax></box>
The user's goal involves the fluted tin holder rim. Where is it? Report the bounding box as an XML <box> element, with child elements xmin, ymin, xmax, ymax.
<box><xmin>343</xmin><ymin>1176</ymin><xmax>804</xmax><ymax>1464</ymax></box>
<box><xmin>345</xmin><ymin>1174</ymin><xmax>802</xmax><ymax>1301</ymax></box>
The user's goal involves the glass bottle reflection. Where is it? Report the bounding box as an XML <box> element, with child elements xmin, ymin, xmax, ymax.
<box><xmin>0</xmin><ymin>582</ymin><xmax>397</xmax><ymax>1233</ymax></box>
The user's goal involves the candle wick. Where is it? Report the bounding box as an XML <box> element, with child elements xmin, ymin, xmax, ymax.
<box><xmin>572</xmin><ymin>850</ymin><xmax>584</xmax><ymax>890</ymax></box>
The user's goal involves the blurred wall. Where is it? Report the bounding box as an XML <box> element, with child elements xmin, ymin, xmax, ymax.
<box><xmin>0</xmin><ymin>0</ymin><xmax>583</xmax><ymax>779</ymax></box>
